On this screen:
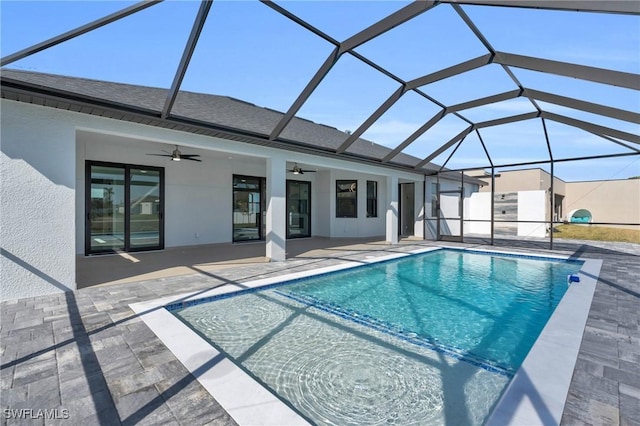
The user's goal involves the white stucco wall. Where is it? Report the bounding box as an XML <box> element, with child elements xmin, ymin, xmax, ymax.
<box><xmin>517</xmin><ymin>190</ymin><xmax>547</xmax><ymax>237</ymax></box>
<box><xmin>314</xmin><ymin>171</ymin><xmax>331</xmax><ymax>237</ymax></box>
<box><xmin>1</xmin><ymin>101</ymin><xmax>77</xmax><ymax>300</ymax></box>
<box><xmin>331</xmin><ymin>170</ymin><xmax>389</xmax><ymax>238</ymax></box>
<box><xmin>2</xmin><ymin>99</ymin><xmax>428</xmax><ymax>300</ymax></box>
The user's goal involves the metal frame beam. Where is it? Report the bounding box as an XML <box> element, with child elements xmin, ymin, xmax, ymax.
<box><xmin>439</xmin><ymin>0</ymin><xmax>640</xmax><ymax>15</ymax></box>
<box><xmin>267</xmin><ymin>1</ymin><xmax>436</xmax><ymax>141</ymax></box>
<box><xmin>407</xmin><ymin>53</ymin><xmax>493</xmax><ymax>89</ymax></box>
<box><xmin>415</xmin><ymin>126</ymin><xmax>473</xmax><ymax>169</ymax></box>
<box><xmin>263</xmin><ymin>0</ymin><xmax>480</xmax><ymax>158</ymax></box>
<box><xmin>415</xmin><ymin>111</ymin><xmax>539</xmax><ymax>169</ymax></box>
<box><xmin>340</xmin><ymin>1</ymin><xmax>436</xmax><ymax>53</ymax></box>
<box><xmin>475</xmin><ymin>111</ymin><xmax>540</xmax><ymax>128</ymax></box>
<box><xmin>259</xmin><ymin>1</ymin><xmax>338</xmax><ymax>45</ymax></box>
<box><xmin>541</xmin><ymin>117</ymin><xmax>555</xmax><ymax>249</ymax></box>
<box><xmin>382</xmin><ymin>109</ymin><xmax>447</xmax><ymax>163</ymax></box>
<box><xmin>161</xmin><ymin>0</ymin><xmax>212</xmax><ymax>119</ymax></box>
<box><xmin>386</xmin><ymin>85</ymin><xmax>637</xmax><ymax>166</ymax></box>
<box><xmin>268</xmin><ymin>47</ymin><xmax>341</xmax><ymax>140</ymax></box>
<box><xmin>448</xmin><ymin>89</ymin><xmax>521</xmax><ymax>112</ymax></box>
<box><xmin>542</xmin><ymin>112</ymin><xmax>640</xmax><ymax>145</ymax></box>
<box><xmin>336</xmin><ymin>85</ymin><xmax>406</xmax><ymax>153</ymax></box>
<box><xmin>494</xmin><ymin>51</ymin><xmax>640</xmax><ymax>90</ymax></box>
<box><xmin>435</xmin><ymin>151</ymin><xmax>639</xmax><ymax>173</ymax></box>
<box><xmin>524</xmin><ymin>89</ymin><xmax>640</xmax><ymax>124</ymax></box>
<box><xmin>438</xmin><ymin>135</ymin><xmax>467</xmax><ymax>171</ymax></box>
<box><xmin>1</xmin><ymin>0</ymin><xmax>163</xmax><ymax>67</ymax></box>
<box><xmin>584</xmin><ymin>131</ymin><xmax>640</xmax><ymax>153</ymax></box>
<box><xmin>3</xmin><ymin>0</ymin><xmax>638</xmax><ymax>183</ymax></box>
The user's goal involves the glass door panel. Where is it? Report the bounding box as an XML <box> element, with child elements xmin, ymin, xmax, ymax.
<box><xmin>89</xmin><ymin>165</ymin><xmax>125</xmax><ymax>252</ymax></box>
<box><xmin>233</xmin><ymin>176</ymin><xmax>262</xmax><ymax>242</ymax></box>
<box><xmin>287</xmin><ymin>180</ymin><xmax>311</xmax><ymax>238</ymax></box>
<box><xmin>130</xmin><ymin>168</ymin><xmax>162</xmax><ymax>250</ymax></box>
<box><xmin>86</xmin><ymin>162</ymin><xmax>164</xmax><ymax>254</ymax></box>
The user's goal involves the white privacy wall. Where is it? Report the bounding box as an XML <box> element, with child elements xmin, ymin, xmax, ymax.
<box><xmin>464</xmin><ymin>190</ymin><xmax>547</xmax><ymax>238</ymax></box>
<box><xmin>517</xmin><ymin>190</ymin><xmax>547</xmax><ymax>237</ymax></box>
<box><xmin>1</xmin><ymin>100</ymin><xmax>77</xmax><ymax>300</ymax></box>
<box><xmin>465</xmin><ymin>192</ymin><xmax>492</xmax><ymax>235</ymax></box>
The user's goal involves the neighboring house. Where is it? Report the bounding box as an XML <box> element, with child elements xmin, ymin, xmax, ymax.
<box><xmin>564</xmin><ymin>179</ymin><xmax>640</xmax><ymax>228</ymax></box>
<box><xmin>469</xmin><ymin>168</ymin><xmax>640</xmax><ymax>236</ymax></box>
<box><xmin>1</xmin><ymin>70</ymin><xmax>483</xmax><ymax>301</ymax></box>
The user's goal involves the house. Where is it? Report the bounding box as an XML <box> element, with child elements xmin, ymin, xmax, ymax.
<box><xmin>468</xmin><ymin>168</ymin><xmax>640</xmax><ymax>237</ymax></box>
<box><xmin>0</xmin><ymin>69</ymin><xmax>482</xmax><ymax>301</ymax></box>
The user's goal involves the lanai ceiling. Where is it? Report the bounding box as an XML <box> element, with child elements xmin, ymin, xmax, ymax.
<box><xmin>1</xmin><ymin>0</ymin><xmax>639</xmax><ymax>178</ymax></box>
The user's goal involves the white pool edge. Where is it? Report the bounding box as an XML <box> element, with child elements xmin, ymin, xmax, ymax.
<box><xmin>129</xmin><ymin>246</ymin><xmax>599</xmax><ymax>426</ymax></box>
<box><xmin>128</xmin><ymin>248</ymin><xmax>438</xmax><ymax>425</ymax></box>
<box><xmin>485</xmin><ymin>257</ymin><xmax>601</xmax><ymax>426</ymax></box>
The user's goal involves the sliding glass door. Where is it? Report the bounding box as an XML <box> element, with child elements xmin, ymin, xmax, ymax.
<box><xmin>86</xmin><ymin>162</ymin><xmax>163</xmax><ymax>254</ymax></box>
<box><xmin>130</xmin><ymin>167</ymin><xmax>162</xmax><ymax>249</ymax></box>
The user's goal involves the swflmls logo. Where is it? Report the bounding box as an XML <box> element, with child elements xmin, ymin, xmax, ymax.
<box><xmin>3</xmin><ymin>408</ymin><xmax>70</xmax><ymax>419</ymax></box>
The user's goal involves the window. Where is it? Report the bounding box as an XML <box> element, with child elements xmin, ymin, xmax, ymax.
<box><xmin>366</xmin><ymin>181</ymin><xmax>377</xmax><ymax>218</ymax></box>
<box><xmin>336</xmin><ymin>180</ymin><xmax>357</xmax><ymax>218</ymax></box>
<box><xmin>431</xmin><ymin>183</ymin><xmax>438</xmax><ymax>217</ymax></box>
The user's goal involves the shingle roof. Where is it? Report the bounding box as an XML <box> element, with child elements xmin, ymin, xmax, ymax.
<box><xmin>0</xmin><ymin>69</ymin><xmax>434</xmax><ymax>171</ymax></box>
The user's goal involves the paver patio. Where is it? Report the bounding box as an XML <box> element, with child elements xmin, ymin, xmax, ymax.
<box><xmin>1</xmin><ymin>237</ymin><xmax>638</xmax><ymax>425</ymax></box>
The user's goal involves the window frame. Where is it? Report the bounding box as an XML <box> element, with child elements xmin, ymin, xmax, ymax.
<box><xmin>366</xmin><ymin>180</ymin><xmax>378</xmax><ymax>218</ymax></box>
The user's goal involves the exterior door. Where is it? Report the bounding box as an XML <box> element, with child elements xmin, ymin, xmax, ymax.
<box><xmin>86</xmin><ymin>161</ymin><xmax>164</xmax><ymax>254</ymax></box>
<box><xmin>233</xmin><ymin>175</ymin><xmax>263</xmax><ymax>242</ymax></box>
<box><xmin>399</xmin><ymin>183</ymin><xmax>415</xmax><ymax>237</ymax></box>
<box><xmin>287</xmin><ymin>180</ymin><xmax>311</xmax><ymax>238</ymax></box>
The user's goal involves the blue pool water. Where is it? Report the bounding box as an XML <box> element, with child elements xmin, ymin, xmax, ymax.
<box><xmin>172</xmin><ymin>249</ymin><xmax>583</xmax><ymax>425</ymax></box>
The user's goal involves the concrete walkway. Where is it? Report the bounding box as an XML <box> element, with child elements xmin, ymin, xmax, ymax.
<box><xmin>1</xmin><ymin>238</ymin><xmax>638</xmax><ymax>425</ymax></box>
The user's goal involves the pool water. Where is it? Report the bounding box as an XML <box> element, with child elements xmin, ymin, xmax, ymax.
<box><xmin>172</xmin><ymin>249</ymin><xmax>583</xmax><ymax>425</ymax></box>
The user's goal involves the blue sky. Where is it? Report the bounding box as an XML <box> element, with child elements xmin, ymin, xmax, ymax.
<box><xmin>1</xmin><ymin>0</ymin><xmax>639</xmax><ymax>181</ymax></box>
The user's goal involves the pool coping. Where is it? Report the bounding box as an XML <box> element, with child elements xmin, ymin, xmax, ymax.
<box><xmin>129</xmin><ymin>246</ymin><xmax>600</xmax><ymax>426</ymax></box>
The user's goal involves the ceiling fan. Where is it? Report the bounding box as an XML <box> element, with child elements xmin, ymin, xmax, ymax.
<box><xmin>287</xmin><ymin>163</ymin><xmax>317</xmax><ymax>175</ymax></box>
<box><xmin>147</xmin><ymin>145</ymin><xmax>201</xmax><ymax>162</ymax></box>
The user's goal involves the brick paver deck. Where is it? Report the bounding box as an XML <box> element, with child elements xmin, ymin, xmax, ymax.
<box><xmin>1</xmin><ymin>239</ymin><xmax>638</xmax><ymax>425</ymax></box>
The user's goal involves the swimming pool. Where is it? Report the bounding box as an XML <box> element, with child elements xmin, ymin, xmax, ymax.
<box><xmin>166</xmin><ymin>249</ymin><xmax>584</xmax><ymax>425</ymax></box>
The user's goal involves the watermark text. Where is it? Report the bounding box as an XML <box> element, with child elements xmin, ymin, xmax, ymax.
<box><xmin>3</xmin><ymin>408</ymin><xmax>70</xmax><ymax>420</ymax></box>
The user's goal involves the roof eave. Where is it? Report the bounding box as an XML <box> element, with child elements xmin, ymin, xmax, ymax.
<box><xmin>1</xmin><ymin>76</ymin><xmax>439</xmax><ymax>176</ymax></box>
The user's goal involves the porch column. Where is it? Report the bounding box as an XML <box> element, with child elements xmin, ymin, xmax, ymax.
<box><xmin>266</xmin><ymin>156</ymin><xmax>287</xmax><ymax>261</ymax></box>
<box><xmin>386</xmin><ymin>175</ymin><xmax>399</xmax><ymax>244</ymax></box>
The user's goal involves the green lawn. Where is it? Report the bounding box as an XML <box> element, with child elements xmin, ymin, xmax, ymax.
<box><xmin>554</xmin><ymin>224</ymin><xmax>640</xmax><ymax>244</ymax></box>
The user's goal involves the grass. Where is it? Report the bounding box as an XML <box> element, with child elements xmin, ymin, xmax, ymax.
<box><xmin>554</xmin><ymin>224</ymin><xmax>640</xmax><ymax>244</ymax></box>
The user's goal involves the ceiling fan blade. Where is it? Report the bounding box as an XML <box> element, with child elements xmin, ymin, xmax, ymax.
<box><xmin>183</xmin><ymin>157</ymin><xmax>202</xmax><ymax>162</ymax></box>
<box><xmin>147</xmin><ymin>153</ymin><xmax>172</xmax><ymax>158</ymax></box>
<box><xmin>181</xmin><ymin>154</ymin><xmax>201</xmax><ymax>158</ymax></box>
